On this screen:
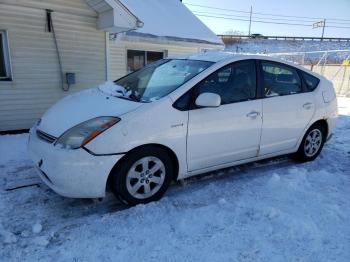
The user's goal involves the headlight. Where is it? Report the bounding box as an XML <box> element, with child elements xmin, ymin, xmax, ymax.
<box><xmin>55</xmin><ymin>116</ymin><xmax>120</xmax><ymax>149</ymax></box>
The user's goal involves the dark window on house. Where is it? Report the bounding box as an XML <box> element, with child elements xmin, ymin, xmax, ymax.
<box><xmin>147</xmin><ymin>51</ymin><xmax>164</xmax><ymax>65</ymax></box>
<box><xmin>261</xmin><ymin>61</ymin><xmax>301</xmax><ymax>97</ymax></box>
<box><xmin>127</xmin><ymin>50</ymin><xmax>164</xmax><ymax>72</ymax></box>
<box><xmin>0</xmin><ymin>31</ymin><xmax>11</xmax><ymax>80</ymax></box>
<box><xmin>0</xmin><ymin>33</ymin><xmax>6</xmax><ymax>77</ymax></box>
<box><xmin>302</xmin><ymin>71</ymin><xmax>320</xmax><ymax>92</ymax></box>
<box><xmin>196</xmin><ymin>60</ymin><xmax>257</xmax><ymax>104</ymax></box>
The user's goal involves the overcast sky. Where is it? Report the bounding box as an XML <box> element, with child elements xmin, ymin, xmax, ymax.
<box><xmin>184</xmin><ymin>0</ymin><xmax>350</xmax><ymax>38</ymax></box>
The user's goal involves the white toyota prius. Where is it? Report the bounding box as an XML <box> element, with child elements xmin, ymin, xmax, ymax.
<box><xmin>28</xmin><ymin>52</ymin><xmax>337</xmax><ymax>205</ymax></box>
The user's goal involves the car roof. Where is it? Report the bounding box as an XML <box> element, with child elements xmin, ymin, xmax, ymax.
<box><xmin>170</xmin><ymin>51</ymin><xmax>323</xmax><ymax>79</ymax></box>
<box><xmin>172</xmin><ymin>50</ymin><xmax>293</xmax><ymax>64</ymax></box>
<box><xmin>171</xmin><ymin>51</ymin><xmax>239</xmax><ymax>62</ymax></box>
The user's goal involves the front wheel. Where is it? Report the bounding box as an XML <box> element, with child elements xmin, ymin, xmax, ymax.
<box><xmin>109</xmin><ymin>147</ymin><xmax>173</xmax><ymax>205</ymax></box>
<box><xmin>295</xmin><ymin>123</ymin><xmax>326</xmax><ymax>162</ymax></box>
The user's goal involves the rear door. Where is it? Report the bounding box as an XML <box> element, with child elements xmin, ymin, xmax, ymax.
<box><xmin>258</xmin><ymin>60</ymin><xmax>315</xmax><ymax>155</ymax></box>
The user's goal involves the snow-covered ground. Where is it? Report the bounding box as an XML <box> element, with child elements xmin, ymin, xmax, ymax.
<box><xmin>1</xmin><ymin>98</ymin><xmax>349</xmax><ymax>261</ymax></box>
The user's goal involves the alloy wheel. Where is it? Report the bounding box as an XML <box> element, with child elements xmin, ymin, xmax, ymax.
<box><xmin>304</xmin><ymin>129</ymin><xmax>323</xmax><ymax>157</ymax></box>
<box><xmin>126</xmin><ymin>156</ymin><xmax>166</xmax><ymax>199</ymax></box>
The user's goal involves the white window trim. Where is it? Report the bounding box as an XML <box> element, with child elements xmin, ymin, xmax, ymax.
<box><xmin>0</xmin><ymin>30</ymin><xmax>13</xmax><ymax>81</ymax></box>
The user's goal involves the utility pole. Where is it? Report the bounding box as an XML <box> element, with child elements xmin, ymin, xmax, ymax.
<box><xmin>313</xmin><ymin>19</ymin><xmax>326</xmax><ymax>41</ymax></box>
<box><xmin>248</xmin><ymin>6</ymin><xmax>252</xmax><ymax>37</ymax></box>
<box><xmin>321</xmin><ymin>19</ymin><xmax>326</xmax><ymax>40</ymax></box>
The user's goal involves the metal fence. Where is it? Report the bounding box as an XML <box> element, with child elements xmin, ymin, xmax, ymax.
<box><xmin>268</xmin><ymin>50</ymin><xmax>350</xmax><ymax>96</ymax></box>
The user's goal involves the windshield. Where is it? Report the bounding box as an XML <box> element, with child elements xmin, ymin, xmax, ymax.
<box><xmin>114</xmin><ymin>59</ymin><xmax>213</xmax><ymax>102</ymax></box>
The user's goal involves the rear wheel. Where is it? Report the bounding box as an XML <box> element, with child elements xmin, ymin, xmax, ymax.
<box><xmin>109</xmin><ymin>146</ymin><xmax>173</xmax><ymax>205</ymax></box>
<box><xmin>295</xmin><ymin>123</ymin><xmax>326</xmax><ymax>162</ymax></box>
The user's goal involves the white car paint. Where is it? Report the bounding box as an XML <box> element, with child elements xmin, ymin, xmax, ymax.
<box><xmin>28</xmin><ymin>127</ymin><xmax>123</xmax><ymax>198</ymax></box>
<box><xmin>39</xmin><ymin>88</ymin><xmax>142</xmax><ymax>137</ymax></box>
<box><xmin>28</xmin><ymin>52</ymin><xmax>338</xmax><ymax>198</ymax></box>
<box><xmin>187</xmin><ymin>99</ymin><xmax>262</xmax><ymax>171</ymax></box>
<box><xmin>259</xmin><ymin>92</ymin><xmax>316</xmax><ymax>155</ymax></box>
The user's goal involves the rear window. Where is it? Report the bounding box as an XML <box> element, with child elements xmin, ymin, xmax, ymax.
<box><xmin>302</xmin><ymin>72</ymin><xmax>320</xmax><ymax>92</ymax></box>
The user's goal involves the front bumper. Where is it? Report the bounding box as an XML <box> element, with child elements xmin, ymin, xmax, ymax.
<box><xmin>28</xmin><ymin>127</ymin><xmax>124</xmax><ymax>198</ymax></box>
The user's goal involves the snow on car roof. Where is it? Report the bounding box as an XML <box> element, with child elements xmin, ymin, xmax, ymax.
<box><xmin>171</xmin><ymin>51</ymin><xmax>275</xmax><ymax>63</ymax></box>
<box><xmin>171</xmin><ymin>51</ymin><xmax>315</xmax><ymax>71</ymax></box>
<box><xmin>119</xmin><ymin>0</ymin><xmax>223</xmax><ymax>45</ymax></box>
<box><xmin>170</xmin><ymin>50</ymin><xmax>325</xmax><ymax>78</ymax></box>
<box><xmin>173</xmin><ymin>50</ymin><xmax>327</xmax><ymax>81</ymax></box>
<box><xmin>171</xmin><ymin>51</ymin><xmax>240</xmax><ymax>62</ymax></box>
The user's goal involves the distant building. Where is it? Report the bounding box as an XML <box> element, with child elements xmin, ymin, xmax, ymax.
<box><xmin>0</xmin><ymin>0</ymin><xmax>223</xmax><ymax>131</ymax></box>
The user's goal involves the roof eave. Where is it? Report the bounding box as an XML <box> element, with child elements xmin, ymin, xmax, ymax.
<box><xmin>85</xmin><ymin>0</ymin><xmax>143</xmax><ymax>33</ymax></box>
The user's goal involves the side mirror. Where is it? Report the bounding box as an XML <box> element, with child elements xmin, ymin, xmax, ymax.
<box><xmin>195</xmin><ymin>92</ymin><xmax>221</xmax><ymax>108</ymax></box>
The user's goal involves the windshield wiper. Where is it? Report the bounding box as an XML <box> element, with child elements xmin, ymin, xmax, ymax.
<box><xmin>114</xmin><ymin>91</ymin><xmax>144</xmax><ymax>103</ymax></box>
<box><xmin>129</xmin><ymin>90</ymin><xmax>142</xmax><ymax>102</ymax></box>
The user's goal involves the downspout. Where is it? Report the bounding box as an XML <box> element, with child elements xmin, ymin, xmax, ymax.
<box><xmin>46</xmin><ymin>9</ymin><xmax>67</xmax><ymax>91</ymax></box>
<box><xmin>105</xmin><ymin>32</ymin><xmax>110</xmax><ymax>81</ymax></box>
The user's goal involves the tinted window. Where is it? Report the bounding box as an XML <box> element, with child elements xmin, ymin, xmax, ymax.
<box><xmin>196</xmin><ymin>60</ymin><xmax>257</xmax><ymax>104</ymax></box>
<box><xmin>261</xmin><ymin>61</ymin><xmax>301</xmax><ymax>97</ymax></box>
<box><xmin>302</xmin><ymin>71</ymin><xmax>320</xmax><ymax>91</ymax></box>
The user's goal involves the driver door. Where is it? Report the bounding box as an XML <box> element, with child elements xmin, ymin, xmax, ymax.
<box><xmin>187</xmin><ymin>60</ymin><xmax>263</xmax><ymax>171</ymax></box>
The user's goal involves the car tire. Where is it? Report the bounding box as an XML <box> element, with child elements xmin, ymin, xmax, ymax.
<box><xmin>295</xmin><ymin>123</ymin><xmax>326</xmax><ymax>162</ymax></box>
<box><xmin>109</xmin><ymin>146</ymin><xmax>174</xmax><ymax>205</ymax></box>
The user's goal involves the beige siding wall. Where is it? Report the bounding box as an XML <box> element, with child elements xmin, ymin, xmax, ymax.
<box><xmin>0</xmin><ymin>0</ymin><xmax>106</xmax><ymax>131</ymax></box>
<box><xmin>109</xmin><ymin>38</ymin><xmax>220</xmax><ymax>80</ymax></box>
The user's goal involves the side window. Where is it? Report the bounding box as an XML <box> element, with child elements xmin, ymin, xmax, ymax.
<box><xmin>0</xmin><ymin>30</ymin><xmax>12</xmax><ymax>81</ymax></box>
<box><xmin>261</xmin><ymin>61</ymin><xmax>301</xmax><ymax>97</ymax></box>
<box><xmin>302</xmin><ymin>71</ymin><xmax>320</xmax><ymax>92</ymax></box>
<box><xmin>196</xmin><ymin>60</ymin><xmax>257</xmax><ymax>105</ymax></box>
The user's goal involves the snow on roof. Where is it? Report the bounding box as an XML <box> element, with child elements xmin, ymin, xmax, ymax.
<box><xmin>119</xmin><ymin>0</ymin><xmax>223</xmax><ymax>45</ymax></box>
<box><xmin>85</xmin><ymin>0</ymin><xmax>141</xmax><ymax>33</ymax></box>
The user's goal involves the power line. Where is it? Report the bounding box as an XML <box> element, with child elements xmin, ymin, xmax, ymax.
<box><xmin>327</xmin><ymin>21</ymin><xmax>350</xmax><ymax>25</ymax></box>
<box><xmin>192</xmin><ymin>10</ymin><xmax>350</xmax><ymax>25</ymax></box>
<box><xmin>185</xmin><ymin>3</ymin><xmax>251</xmax><ymax>14</ymax></box>
<box><xmin>193</xmin><ymin>13</ymin><xmax>350</xmax><ymax>29</ymax></box>
<box><xmin>192</xmin><ymin>10</ymin><xmax>316</xmax><ymax>23</ymax></box>
<box><xmin>192</xmin><ymin>10</ymin><xmax>250</xmax><ymax>19</ymax></box>
<box><xmin>193</xmin><ymin>13</ymin><xmax>312</xmax><ymax>26</ymax></box>
<box><xmin>327</xmin><ymin>25</ymin><xmax>350</xmax><ymax>29</ymax></box>
<box><xmin>184</xmin><ymin>2</ymin><xmax>350</xmax><ymax>22</ymax></box>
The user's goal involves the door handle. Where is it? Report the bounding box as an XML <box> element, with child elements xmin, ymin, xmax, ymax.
<box><xmin>246</xmin><ymin>111</ymin><xmax>260</xmax><ymax>119</ymax></box>
<box><xmin>303</xmin><ymin>102</ymin><xmax>313</xmax><ymax>110</ymax></box>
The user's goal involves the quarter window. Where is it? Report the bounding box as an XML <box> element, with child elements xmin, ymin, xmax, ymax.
<box><xmin>127</xmin><ymin>50</ymin><xmax>165</xmax><ymax>73</ymax></box>
<box><xmin>261</xmin><ymin>61</ymin><xmax>301</xmax><ymax>97</ymax></box>
<box><xmin>0</xmin><ymin>30</ymin><xmax>12</xmax><ymax>80</ymax></box>
<box><xmin>302</xmin><ymin>71</ymin><xmax>320</xmax><ymax>92</ymax></box>
<box><xmin>196</xmin><ymin>60</ymin><xmax>257</xmax><ymax>105</ymax></box>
